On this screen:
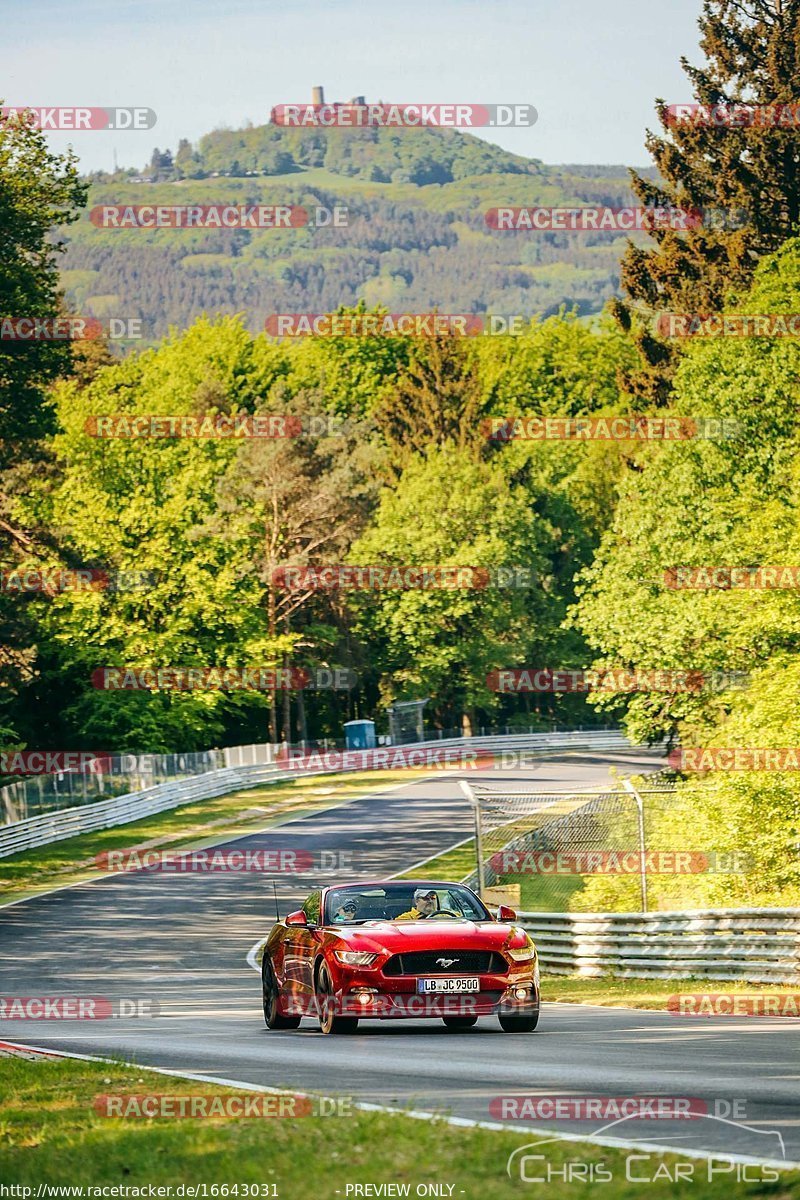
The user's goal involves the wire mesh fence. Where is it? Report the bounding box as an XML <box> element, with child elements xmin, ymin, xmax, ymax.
<box><xmin>460</xmin><ymin>779</ymin><xmax>680</xmax><ymax>912</ymax></box>
<box><xmin>0</xmin><ymin>750</ymin><xmax>220</xmax><ymax>825</ymax></box>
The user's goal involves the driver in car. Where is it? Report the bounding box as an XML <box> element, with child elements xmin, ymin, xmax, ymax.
<box><xmin>396</xmin><ymin>888</ymin><xmax>439</xmax><ymax>920</ymax></box>
<box><xmin>332</xmin><ymin>897</ymin><xmax>359</xmax><ymax>923</ymax></box>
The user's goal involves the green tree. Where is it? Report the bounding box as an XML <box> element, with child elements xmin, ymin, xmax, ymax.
<box><xmin>373</xmin><ymin>334</ymin><xmax>490</xmax><ymax>476</ymax></box>
<box><xmin>615</xmin><ymin>0</ymin><xmax>800</xmax><ymax>400</ymax></box>
<box><xmin>22</xmin><ymin>319</ymin><xmax>290</xmax><ymax>751</ymax></box>
<box><xmin>0</xmin><ymin>110</ymin><xmax>86</xmax><ymax>454</ymax></box>
<box><xmin>349</xmin><ymin>448</ymin><xmax>557</xmax><ymax>733</ymax></box>
<box><xmin>575</xmin><ymin>238</ymin><xmax>800</xmax><ymax>748</ymax></box>
<box><xmin>473</xmin><ymin>311</ymin><xmax>635</xmax><ymax>417</ymax></box>
<box><xmin>201</xmin><ymin>391</ymin><xmax>377</xmax><ymax>742</ymax></box>
<box><xmin>283</xmin><ymin>305</ymin><xmax>412</xmax><ymax>419</ymax></box>
<box><xmin>576</xmin><ymin>661</ymin><xmax>800</xmax><ymax>911</ymax></box>
<box><xmin>174</xmin><ymin>138</ymin><xmax>196</xmax><ymax>179</ymax></box>
<box><xmin>0</xmin><ymin>108</ymin><xmax>85</xmax><ymax>746</ymax></box>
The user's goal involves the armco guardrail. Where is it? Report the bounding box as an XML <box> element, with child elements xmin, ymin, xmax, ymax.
<box><xmin>0</xmin><ymin>730</ymin><xmax>641</xmax><ymax>859</ymax></box>
<box><xmin>0</xmin><ymin>749</ymin><xmax>221</xmax><ymax>825</ymax></box>
<box><xmin>520</xmin><ymin>908</ymin><xmax>800</xmax><ymax>984</ymax></box>
<box><xmin>387</xmin><ymin>730</ymin><xmax>632</xmax><ymax>754</ymax></box>
<box><xmin>0</xmin><ymin>763</ymin><xmax>285</xmax><ymax>859</ymax></box>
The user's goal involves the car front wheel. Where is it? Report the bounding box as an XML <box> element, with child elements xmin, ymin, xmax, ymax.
<box><xmin>316</xmin><ymin>961</ymin><xmax>358</xmax><ymax>1035</ymax></box>
<box><xmin>262</xmin><ymin>954</ymin><xmax>301</xmax><ymax>1030</ymax></box>
<box><xmin>498</xmin><ymin>1007</ymin><xmax>539</xmax><ymax>1033</ymax></box>
<box><xmin>442</xmin><ymin>1015</ymin><xmax>478</xmax><ymax>1030</ymax></box>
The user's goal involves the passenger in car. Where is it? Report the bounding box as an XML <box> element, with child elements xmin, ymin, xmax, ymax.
<box><xmin>332</xmin><ymin>898</ymin><xmax>359</xmax><ymax>922</ymax></box>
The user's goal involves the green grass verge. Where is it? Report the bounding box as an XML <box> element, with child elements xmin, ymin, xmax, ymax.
<box><xmin>0</xmin><ymin>768</ymin><xmax>431</xmax><ymax>905</ymax></box>
<box><xmin>397</xmin><ymin>838</ymin><xmax>476</xmax><ymax>881</ymax></box>
<box><xmin>511</xmin><ymin>871</ymin><xmax>586</xmax><ymax>910</ymax></box>
<box><xmin>544</xmin><ymin>975</ymin><xmax>800</xmax><ymax>1011</ymax></box>
<box><xmin>2</xmin><ymin>1056</ymin><xmax>796</xmax><ymax>1197</ymax></box>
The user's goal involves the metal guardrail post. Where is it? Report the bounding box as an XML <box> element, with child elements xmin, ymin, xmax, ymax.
<box><xmin>622</xmin><ymin>778</ymin><xmax>648</xmax><ymax>913</ymax></box>
<box><xmin>459</xmin><ymin>779</ymin><xmax>486</xmax><ymax>897</ymax></box>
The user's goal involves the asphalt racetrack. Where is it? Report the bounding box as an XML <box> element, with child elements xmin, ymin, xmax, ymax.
<box><xmin>1</xmin><ymin>750</ymin><xmax>798</xmax><ymax>1166</ymax></box>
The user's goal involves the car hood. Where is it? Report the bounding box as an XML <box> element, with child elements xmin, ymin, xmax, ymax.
<box><xmin>324</xmin><ymin>920</ymin><xmax>527</xmax><ymax>954</ymax></box>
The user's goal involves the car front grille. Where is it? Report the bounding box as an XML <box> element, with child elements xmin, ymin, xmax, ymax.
<box><xmin>383</xmin><ymin>950</ymin><xmax>508</xmax><ymax>976</ymax></box>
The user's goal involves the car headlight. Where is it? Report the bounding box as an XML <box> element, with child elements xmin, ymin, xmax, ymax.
<box><xmin>334</xmin><ymin>951</ymin><xmax>378</xmax><ymax>966</ymax></box>
<box><xmin>507</xmin><ymin>946</ymin><xmax>536</xmax><ymax>962</ymax></box>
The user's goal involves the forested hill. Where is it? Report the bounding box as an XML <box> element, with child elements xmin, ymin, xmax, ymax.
<box><xmin>193</xmin><ymin>122</ymin><xmax>541</xmax><ymax>183</ymax></box>
<box><xmin>62</xmin><ymin>121</ymin><xmax>654</xmax><ymax>340</ymax></box>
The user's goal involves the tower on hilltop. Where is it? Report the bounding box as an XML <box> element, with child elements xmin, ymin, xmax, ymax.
<box><xmin>310</xmin><ymin>87</ymin><xmax>367</xmax><ymax>107</ymax></box>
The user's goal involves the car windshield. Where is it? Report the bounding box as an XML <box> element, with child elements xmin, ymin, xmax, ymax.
<box><xmin>323</xmin><ymin>883</ymin><xmax>490</xmax><ymax>924</ymax></box>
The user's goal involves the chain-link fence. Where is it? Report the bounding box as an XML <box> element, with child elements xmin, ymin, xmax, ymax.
<box><xmin>0</xmin><ymin>750</ymin><xmax>220</xmax><ymax>825</ymax></box>
<box><xmin>460</xmin><ymin>779</ymin><xmax>679</xmax><ymax>912</ymax></box>
<box><xmin>388</xmin><ymin>700</ymin><xmax>429</xmax><ymax>744</ymax></box>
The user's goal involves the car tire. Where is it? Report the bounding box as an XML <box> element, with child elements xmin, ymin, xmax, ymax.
<box><xmin>442</xmin><ymin>1016</ymin><xmax>478</xmax><ymax>1030</ymax></box>
<box><xmin>262</xmin><ymin>954</ymin><xmax>301</xmax><ymax>1030</ymax></box>
<box><xmin>498</xmin><ymin>1008</ymin><xmax>540</xmax><ymax>1033</ymax></box>
<box><xmin>316</xmin><ymin>961</ymin><xmax>358</xmax><ymax>1035</ymax></box>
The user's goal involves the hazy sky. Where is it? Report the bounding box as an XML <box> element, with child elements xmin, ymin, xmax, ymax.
<box><xmin>3</xmin><ymin>0</ymin><xmax>706</xmax><ymax>173</ymax></box>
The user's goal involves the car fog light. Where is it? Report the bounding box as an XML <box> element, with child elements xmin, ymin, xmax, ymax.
<box><xmin>514</xmin><ymin>987</ymin><xmax>528</xmax><ymax>1000</ymax></box>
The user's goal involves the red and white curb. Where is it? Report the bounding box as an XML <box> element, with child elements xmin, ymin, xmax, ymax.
<box><xmin>0</xmin><ymin>1039</ymin><xmax>65</xmax><ymax>1060</ymax></box>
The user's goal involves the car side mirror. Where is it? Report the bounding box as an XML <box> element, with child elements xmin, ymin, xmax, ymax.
<box><xmin>497</xmin><ymin>904</ymin><xmax>517</xmax><ymax>921</ymax></box>
<box><xmin>285</xmin><ymin>909</ymin><xmax>308</xmax><ymax>926</ymax></box>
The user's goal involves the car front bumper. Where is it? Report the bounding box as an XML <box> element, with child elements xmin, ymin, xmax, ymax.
<box><xmin>335</xmin><ymin>969</ymin><xmax>539</xmax><ymax>1019</ymax></box>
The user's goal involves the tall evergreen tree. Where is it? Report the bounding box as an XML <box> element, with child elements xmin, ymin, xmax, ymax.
<box><xmin>174</xmin><ymin>138</ymin><xmax>195</xmax><ymax>179</ymax></box>
<box><xmin>373</xmin><ymin>335</ymin><xmax>489</xmax><ymax>476</ymax></box>
<box><xmin>0</xmin><ymin>108</ymin><xmax>86</xmax><ymax>744</ymax></box>
<box><xmin>615</xmin><ymin>0</ymin><xmax>800</xmax><ymax>400</ymax></box>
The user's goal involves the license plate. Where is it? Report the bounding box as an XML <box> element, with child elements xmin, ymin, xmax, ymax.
<box><xmin>416</xmin><ymin>977</ymin><xmax>480</xmax><ymax>993</ymax></box>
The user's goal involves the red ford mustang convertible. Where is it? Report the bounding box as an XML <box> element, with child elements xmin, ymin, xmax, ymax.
<box><xmin>260</xmin><ymin>880</ymin><xmax>540</xmax><ymax>1035</ymax></box>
